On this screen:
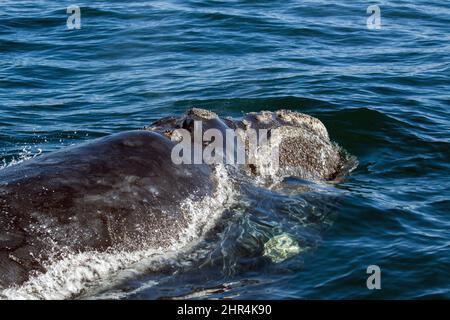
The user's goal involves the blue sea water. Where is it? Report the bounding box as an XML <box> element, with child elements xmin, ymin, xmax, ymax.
<box><xmin>0</xmin><ymin>0</ymin><xmax>449</xmax><ymax>299</ymax></box>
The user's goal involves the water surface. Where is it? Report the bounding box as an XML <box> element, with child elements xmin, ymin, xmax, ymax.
<box><xmin>0</xmin><ymin>0</ymin><xmax>449</xmax><ymax>299</ymax></box>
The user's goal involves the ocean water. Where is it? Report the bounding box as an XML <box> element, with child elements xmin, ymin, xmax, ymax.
<box><xmin>0</xmin><ymin>0</ymin><xmax>449</xmax><ymax>299</ymax></box>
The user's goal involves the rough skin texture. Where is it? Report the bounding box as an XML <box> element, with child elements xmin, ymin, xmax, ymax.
<box><xmin>0</xmin><ymin>108</ymin><xmax>353</xmax><ymax>290</ymax></box>
<box><xmin>146</xmin><ymin>108</ymin><xmax>350</xmax><ymax>181</ymax></box>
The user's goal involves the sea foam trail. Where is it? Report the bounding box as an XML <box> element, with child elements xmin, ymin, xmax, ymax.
<box><xmin>0</xmin><ymin>165</ymin><xmax>236</xmax><ymax>300</ymax></box>
<box><xmin>0</xmin><ymin>147</ymin><xmax>42</xmax><ymax>170</ymax></box>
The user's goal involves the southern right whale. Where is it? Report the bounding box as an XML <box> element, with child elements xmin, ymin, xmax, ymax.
<box><xmin>0</xmin><ymin>108</ymin><xmax>354</xmax><ymax>296</ymax></box>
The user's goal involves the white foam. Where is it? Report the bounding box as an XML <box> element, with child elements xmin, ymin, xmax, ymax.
<box><xmin>0</xmin><ymin>146</ymin><xmax>42</xmax><ymax>170</ymax></box>
<box><xmin>0</xmin><ymin>164</ymin><xmax>236</xmax><ymax>300</ymax></box>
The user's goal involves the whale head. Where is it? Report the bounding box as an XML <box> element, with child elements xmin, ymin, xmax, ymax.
<box><xmin>145</xmin><ymin>108</ymin><xmax>356</xmax><ymax>181</ymax></box>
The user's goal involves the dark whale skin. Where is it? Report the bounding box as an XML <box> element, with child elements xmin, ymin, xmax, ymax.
<box><xmin>0</xmin><ymin>130</ymin><xmax>214</xmax><ymax>289</ymax></box>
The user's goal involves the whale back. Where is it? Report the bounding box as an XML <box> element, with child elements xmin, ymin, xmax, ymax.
<box><xmin>0</xmin><ymin>130</ymin><xmax>214</xmax><ymax>289</ymax></box>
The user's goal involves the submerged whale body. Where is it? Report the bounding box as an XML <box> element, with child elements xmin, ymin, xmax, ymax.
<box><xmin>0</xmin><ymin>108</ymin><xmax>354</xmax><ymax>293</ymax></box>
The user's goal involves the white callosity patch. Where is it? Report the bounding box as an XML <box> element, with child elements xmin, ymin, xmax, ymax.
<box><xmin>0</xmin><ymin>164</ymin><xmax>236</xmax><ymax>300</ymax></box>
<box><xmin>245</xmin><ymin>128</ymin><xmax>282</xmax><ymax>181</ymax></box>
<box><xmin>263</xmin><ymin>233</ymin><xmax>304</xmax><ymax>263</ymax></box>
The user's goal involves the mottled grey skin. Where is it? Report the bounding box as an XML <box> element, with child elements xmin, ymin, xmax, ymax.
<box><xmin>146</xmin><ymin>108</ymin><xmax>350</xmax><ymax>180</ymax></box>
<box><xmin>0</xmin><ymin>108</ymin><xmax>350</xmax><ymax>290</ymax></box>
<box><xmin>0</xmin><ymin>131</ymin><xmax>213</xmax><ymax>289</ymax></box>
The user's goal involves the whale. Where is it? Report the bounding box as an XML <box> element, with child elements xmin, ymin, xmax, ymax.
<box><xmin>0</xmin><ymin>130</ymin><xmax>216</xmax><ymax>290</ymax></box>
<box><xmin>0</xmin><ymin>108</ymin><xmax>353</xmax><ymax>293</ymax></box>
<box><xmin>146</xmin><ymin>108</ymin><xmax>350</xmax><ymax>180</ymax></box>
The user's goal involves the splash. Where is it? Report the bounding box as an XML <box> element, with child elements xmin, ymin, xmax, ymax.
<box><xmin>0</xmin><ymin>146</ymin><xmax>42</xmax><ymax>170</ymax></box>
<box><xmin>0</xmin><ymin>164</ymin><xmax>236</xmax><ymax>300</ymax></box>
